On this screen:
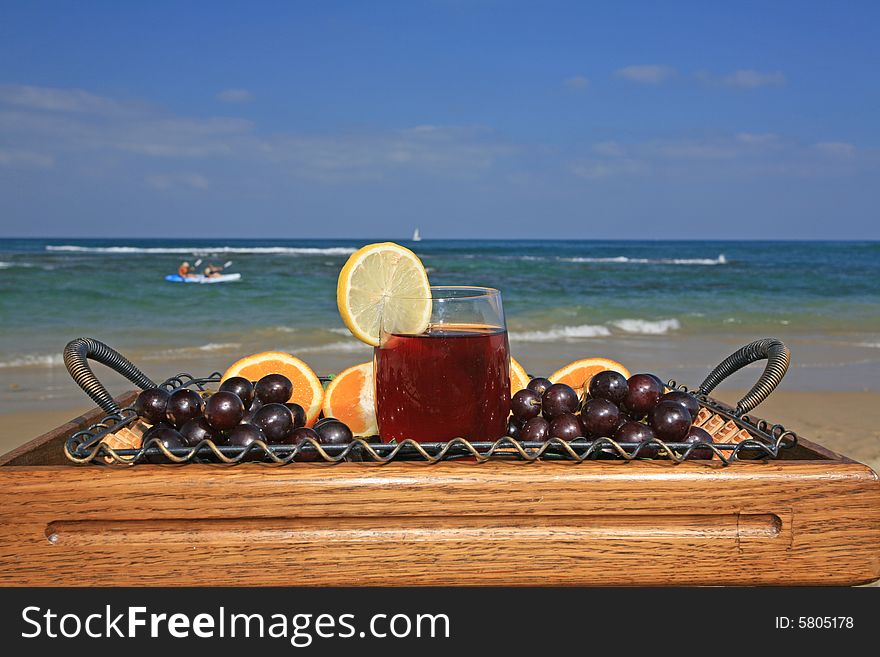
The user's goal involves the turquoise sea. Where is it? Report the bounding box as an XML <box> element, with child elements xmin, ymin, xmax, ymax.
<box><xmin>1</xmin><ymin>239</ymin><xmax>878</xmax><ymax>410</ymax></box>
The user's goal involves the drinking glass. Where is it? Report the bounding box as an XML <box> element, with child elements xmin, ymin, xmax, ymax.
<box><xmin>374</xmin><ymin>286</ymin><xmax>510</xmax><ymax>443</ymax></box>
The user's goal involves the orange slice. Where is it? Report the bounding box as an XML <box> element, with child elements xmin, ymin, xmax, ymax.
<box><xmin>510</xmin><ymin>356</ymin><xmax>530</xmax><ymax>395</ymax></box>
<box><xmin>322</xmin><ymin>361</ymin><xmax>378</xmax><ymax>436</ymax></box>
<box><xmin>549</xmin><ymin>358</ymin><xmax>631</xmax><ymax>396</ymax></box>
<box><xmin>222</xmin><ymin>351</ymin><xmax>324</xmax><ymax>426</ymax></box>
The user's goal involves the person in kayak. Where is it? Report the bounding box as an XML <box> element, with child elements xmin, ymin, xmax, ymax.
<box><xmin>178</xmin><ymin>261</ymin><xmax>194</xmax><ymax>278</ymax></box>
<box><xmin>203</xmin><ymin>263</ymin><xmax>223</xmax><ymax>278</ymax></box>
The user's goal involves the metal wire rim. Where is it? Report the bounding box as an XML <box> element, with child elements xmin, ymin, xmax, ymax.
<box><xmin>64</xmin><ymin>373</ymin><xmax>798</xmax><ymax>467</ymax></box>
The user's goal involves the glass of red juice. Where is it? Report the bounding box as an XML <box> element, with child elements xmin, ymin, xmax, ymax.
<box><xmin>374</xmin><ymin>286</ymin><xmax>510</xmax><ymax>443</ymax></box>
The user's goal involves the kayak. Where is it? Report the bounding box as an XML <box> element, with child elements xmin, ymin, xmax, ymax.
<box><xmin>165</xmin><ymin>273</ymin><xmax>241</xmax><ymax>284</ymax></box>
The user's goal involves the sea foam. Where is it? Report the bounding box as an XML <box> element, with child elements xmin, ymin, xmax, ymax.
<box><xmin>297</xmin><ymin>341</ymin><xmax>372</xmax><ymax>354</ymax></box>
<box><xmin>152</xmin><ymin>343</ymin><xmax>242</xmax><ymax>358</ymax></box>
<box><xmin>611</xmin><ymin>318</ymin><xmax>681</xmax><ymax>334</ymax></box>
<box><xmin>45</xmin><ymin>245</ymin><xmax>356</xmax><ymax>256</ymax></box>
<box><xmin>0</xmin><ymin>353</ymin><xmax>64</xmax><ymax>368</ymax></box>
<box><xmin>509</xmin><ymin>325</ymin><xmax>612</xmax><ymax>342</ymax></box>
<box><xmin>560</xmin><ymin>254</ymin><xmax>727</xmax><ymax>266</ymax></box>
<box><xmin>510</xmin><ymin>318</ymin><xmax>682</xmax><ymax>342</ymax></box>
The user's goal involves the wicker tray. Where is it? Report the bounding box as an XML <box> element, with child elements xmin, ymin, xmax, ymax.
<box><xmin>62</xmin><ymin>338</ymin><xmax>796</xmax><ymax>466</ymax></box>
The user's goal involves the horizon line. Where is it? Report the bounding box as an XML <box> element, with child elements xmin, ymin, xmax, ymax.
<box><xmin>1</xmin><ymin>236</ymin><xmax>878</xmax><ymax>243</ymax></box>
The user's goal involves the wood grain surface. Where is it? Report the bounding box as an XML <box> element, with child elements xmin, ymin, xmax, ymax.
<box><xmin>1</xmin><ymin>393</ymin><xmax>878</xmax><ymax>587</ymax></box>
<box><xmin>1</xmin><ymin>458</ymin><xmax>878</xmax><ymax>586</ymax></box>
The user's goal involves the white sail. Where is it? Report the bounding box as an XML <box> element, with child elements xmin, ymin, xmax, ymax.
<box><xmin>412</xmin><ymin>228</ymin><xmax>421</xmax><ymax>241</ymax></box>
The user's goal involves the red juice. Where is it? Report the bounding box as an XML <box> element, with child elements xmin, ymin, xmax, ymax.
<box><xmin>374</xmin><ymin>324</ymin><xmax>510</xmax><ymax>443</ymax></box>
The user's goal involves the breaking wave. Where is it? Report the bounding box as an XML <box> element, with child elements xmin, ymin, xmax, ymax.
<box><xmin>611</xmin><ymin>318</ymin><xmax>681</xmax><ymax>334</ymax></box>
<box><xmin>297</xmin><ymin>341</ymin><xmax>372</xmax><ymax>354</ymax></box>
<box><xmin>560</xmin><ymin>254</ymin><xmax>727</xmax><ymax>266</ymax></box>
<box><xmin>510</xmin><ymin>318</ymin><xmax>681</xmax><ymax>342</ymax></box>
<box><xmin>46</xmin><ymin>245</ymin><xmax>356</xmax><ymax>256</ymax></box>
<box><xmin>0</xmin><ymin>353</ymin><xmax>65</xmax><ymax>368</ymax></box>
<box><xmin>509</xmin><ymin>325</ymin><xmax>612</xmax><ymax>342</ymax></box>
<box><xmin>152</xmin><ymin>343</ymin><xmax>242</xmax><ymax>358</ymax></box>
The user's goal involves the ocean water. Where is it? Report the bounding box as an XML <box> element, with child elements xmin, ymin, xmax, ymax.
<box><xmin>1</xmin><ymin>239</ymin><xmax>879</xmax><ymax>408</ymax></box>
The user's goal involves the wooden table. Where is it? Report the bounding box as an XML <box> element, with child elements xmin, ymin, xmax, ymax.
<box><xmin>1</xmin><ymin>393</ymin><xmax>878</xmax><ymax>586</ymax></box>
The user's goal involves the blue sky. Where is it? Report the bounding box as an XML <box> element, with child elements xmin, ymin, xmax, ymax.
<box><xmin>1</xmin><ymin>0</ymin><xmax>878</xmax><ymax>239</ymax></box>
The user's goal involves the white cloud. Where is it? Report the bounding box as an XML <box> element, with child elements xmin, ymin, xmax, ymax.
<box><xmin>736</xmin><ymin>132</ymin><xmax>779</xmax><ymax>144</ymax></box>
<box><xmin>145</xmin><ymin>172</ymin><xmax>210</xmax><ymax>190</ymax></box>
<box><xmin>563</xmin><ymin>76</ymin><xmax>589</xmax><ymax>91</ymax></box>
<box><xmin>0</xmin><ymin>148</ymin><xmax>55</xmax><ymax>169</ymax></box>
<box><xmin>592</xmin><ymin>141</ymin><xmax>625</xmax><ymax>157</ymax></box>
<box><xmin>699</xmin><ymin>69</ymin><xmax>786</xmax><ymax>89</ymax></box>
<box><xmin>0</xmin><ymin>84</ymin><xmax>143</xmax><ymax>115</ymax></box>
<box><xmin>615</xmin><ymin>65</ymin><xmax>676</xmax><ymax>84</ymax></box>
<box><xmin>216</xmin><ymin>89</ymin><xmax>254</xmax><ymax>103</ymax></box>
<box><xmin>0</xmin><ymin>84</ymin><xmax>518</xmax><ymax>183</ymax></box>
<box><xmin>570</xmin><ymin>158</ymin><xmax>642</xmax><ymax>179</ymax></box>
<box><xmin>570</xmin><ymin>132</ymin><xmax>866</xmax><ymax>181</ymax></box>
<box><xmin>650</xmin><ymin>140</ymin><xmax>741</xmax><ymax>159</ymax></box>
<box><xmin>814</xmin><ymin>141</ymin><xmax>856</xmax><ymax>157</ymax></box>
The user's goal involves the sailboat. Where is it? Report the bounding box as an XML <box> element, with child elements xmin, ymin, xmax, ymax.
<box><xmin>412</xmin><ymin>227</ymin><xmax>422</xmax><ymax>242</ymax></box>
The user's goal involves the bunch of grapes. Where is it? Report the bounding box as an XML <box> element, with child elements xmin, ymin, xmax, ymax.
<box><xmin>133</xmin><ymin>374</ymin><xmax>352</xmax><ymax>462</ymax></box>
<box><xmin>507</xmin><ymin>372</ymin><xmax>714</xmax><ymax>459</ymax></box>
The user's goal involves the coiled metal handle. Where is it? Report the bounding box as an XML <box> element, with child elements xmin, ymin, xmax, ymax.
<box><xmin>697</xmin><ymin>338</ymin><xmax>790</xmax><ymax>415</ymax></box>
<box><xmin>63</xmin><ymin>338</ymin><xmax>156</xmax><ymax>414</ymax></box>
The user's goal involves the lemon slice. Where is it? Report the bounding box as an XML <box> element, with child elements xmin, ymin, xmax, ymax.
<box><xmin>337</xmin><ymin>242</ymin><xmax>431</xmax><ymax>346</ymax></box>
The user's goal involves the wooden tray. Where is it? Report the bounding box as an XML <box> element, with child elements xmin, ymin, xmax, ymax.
<box><xmin>1</xmin><ymin>390</ymin><xmax>878</xmax><ymax>587</ymax></box>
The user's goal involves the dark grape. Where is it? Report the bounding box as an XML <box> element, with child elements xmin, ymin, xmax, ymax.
<box><xmin>284</xmin><ymin>426</ymin><xmax>321</xmax><ymax>461</ymax></box>
<box><xmin>141</xmin><ymin>421</ymin><xmax>171</xmax><ymax>441</ymax></box>
<box><xmin>179</xmin><ymin>416</ymin><xmax>216</xmax><ymax>447</ymax></box>
<box><xmin>227</xmin><ymin>423</ymin><xmax>266</xmax><ymax>461</ymax></box>
<box><xmin>204</xmin><ymin>391</ymin><xmax>245</xmax><ymax>430</ymax></box>
<box><xmin>549</xmin><ymin>413</ymin><xmax>582</xmax><ymax>441</ymax></box>
<box><xmin>134</xmin><ymin>388</ymin><xmax>171</xmax><ymax>425</ymax></box>
<box><xmin>622</xmin><ymin>373</ymin><xmax>663</xmax><ymax>416</ymax></box>
<box><xmin>614</xmin><ymin>421</ymin><xmax>658</xmax><ymax>457</ymax></box>
<box><xmin>315</xmin><ymin>420</ymin><xmax>354</xmax><ymax>446</ymax></box>
<box><xmin>255</xmin><ymin>373</ymin><xmax>293</xmax><ymax>404</ymax></box>
<box><xmin>285</xmin><ymin>403</ymin><xmax>306</xmax><ymax>429</ymax></box>
<box><xmin>285</xmin><ymin>426</ymin><xmax>320</xmax><ymax>446</ymax></box>
<box><xmin>541</xmin><ymin>383</ymin><xmax>579</xmax><ymax>418</ymax></box>
<box><xmin>647</xmin><ymin>373</ymin><xmax>667</xmax><ymax>391</ymax></box>
<box><xmin>251</xmin><ymin>403</ymin><xmax>294</xmax><ymax>443</ymax></box>
<box><xmin>658</xmin><ymin>391</ymin><xmax>700</xmax><ymax>421</ymax></box>
<box><xmin>526</xmin><ymin>377</ymin><xmax>552</xmax><ymax>396</ymax></box>
<box><xmin>648</xmin><ymin>400</ymin><xmax>692</xmax><ymax>442</ymax></box>
<box><xmin>682</xmin><ymin>426</ymin><xmax>714</xmax><ymax>459</ymax></box>
<box><xmin>219</xmin><ymin>376</ymin><xmax>255</xmax><ymax>407</ymax></box>
<box><xmin>165</xmin><ymin>389</ymin><xmax>205</xmax><ymax>427</ymax></box>
<box><xmin>242</xmin><ymin>398</ymin><xmax>263</xmax><ymax>424</ymax></box>
<box><xmin>580</xmin><ymin>398</ymin><xmax>621</xmax><ymax>438</ymax></box>
<box><xmin>505</xmin><ymin>418</ymin><xmax>522</xmax><ymax>441</ymax></box>
<box><xmin>588</xmin><ymin>370</ymin><xmax>628</xmax><ymax>405</ymax></box>
<box><xmin>227</xmin><ymin>423</ymin><xmax>264</xmax><ymax>446</ymax></box>
<box><xmin>510</xmin><ymin>389</ymin><xmax>542</xmax><ymax>421</ymax></box>
<box><xmin>520</xmin><ymin>416</ymin><xmax>550</xmax><ymax>442</ymax></box>
<box><xmin>143</xmin><ymin>426</ymin><xmax>188</xmax><ymax>463</ymax></box>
